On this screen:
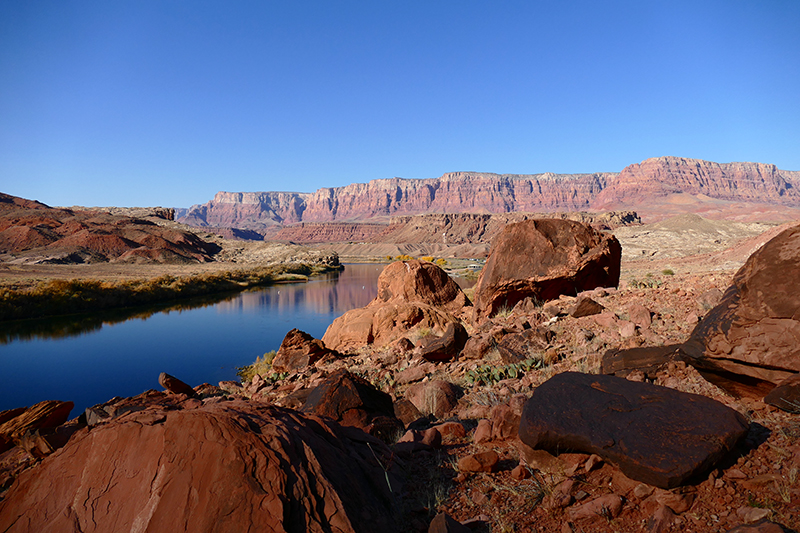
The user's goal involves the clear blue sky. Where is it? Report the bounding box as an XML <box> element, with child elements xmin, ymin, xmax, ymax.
<box><xmin>1</xmin><ymin>1</ymin><xmax>798</xmax><ymax>208</ymax></box>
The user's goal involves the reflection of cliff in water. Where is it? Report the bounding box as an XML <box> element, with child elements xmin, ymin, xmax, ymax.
<box><xmin>214</xmin><ymin>264</ymin><xmax>386</xmax><ymax>316</ymax></box>
<box><xmin>0</xmin><ymin>290</ymin><xmax>249</xmax><ymax>344</ymax></box>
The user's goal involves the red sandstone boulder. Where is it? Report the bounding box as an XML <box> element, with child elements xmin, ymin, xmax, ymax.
<box><xmin>763</xmin><ymin>373</ymin><xmax>800</xmax><ymax>413</ymax></box>
<box><xmin>302</xmin><ymin>369</ymin><xmax>404</xmax><ymax>441</ymax></box>
<box><xmin>0</xmin><ymin>400</ymin><xmax>402</xmax><ymax>533</ymax></box>
<box><xmin>158</xmin><ymin>372</ymin><xmax>196</xmax><ymax>397</ymax></box>
<box><xmin>404</xmin><ymin>380</ymin><xmax>462</xmax><ymax>420</ymax></box>
<box><xmin>272</xmin><ymin>328</ymin><xmax>338</xmax><ymax>372</ymax></box>
<box><xmin>415</xmin><ymin>321</ymin><xmax>469</xmax><ymax>362</ymax></box>
<box><xmin>473</xmin><ymin>219</ymin><xmax>621</xmax><ymax>321</ymax></box>
<box><xmin>0</xmin><ymin>400</ymin><xmax>74</xmax><ymax>454</ymax></box>
<box><xmin>323</xmin><ymin>260</ymin><xmax>470</xmax><ymax>352</ymax></box>
<box><xmin>682</xmin><ymin>223</ymin><xmax>800</xmax><ymax>395</ymax></box>
<box><xmin>518</xmin><ymin>372</ymin><xmax>748</xmax><ymax>489</ymax></box>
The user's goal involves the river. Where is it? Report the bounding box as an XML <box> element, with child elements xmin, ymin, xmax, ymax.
<box><xmin>0</xmin><ymin>264</ymin><xmax>390</xmax><ymax>415</ymax></box>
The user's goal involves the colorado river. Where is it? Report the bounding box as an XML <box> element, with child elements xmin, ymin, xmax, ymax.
<box><xmin>0</xmin><ymin>264</ymin><xmax>387</xmax><ymax>415</ymax></box>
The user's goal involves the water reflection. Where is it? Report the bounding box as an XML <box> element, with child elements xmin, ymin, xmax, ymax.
<box><xmin>0</xmin><ymin>265</ymin><xmax>389</xmax><ymax>344</ymax></box>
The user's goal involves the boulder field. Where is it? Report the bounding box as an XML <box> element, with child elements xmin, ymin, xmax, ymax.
<box><xmin>2</xmin><ymin>219</ymin><xmax>800</xmax><ymax>532</ymax></box>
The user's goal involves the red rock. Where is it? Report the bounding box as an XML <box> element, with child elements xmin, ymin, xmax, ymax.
<box><xmin>431</xmin><ymin>421</ymin><xmax>466</xmax><ymax>439</ymax></box>
<box><xmin>593</xmin><ymin>157</ymin><xmax>800</xmax><ymax>212</ymax></box>
<box><xmin>726</xmin><ymin>520</ymin><xmax>789</xmax><ymax>533</ymax></box>
<box><xmin>416</xmin><ymin>322</ymin><xmax>469</xmax><ymax>362</ymax></box>
<box><xmin>569</xmin><ymin>295</ymin><xmax>605</xmax><ymax>318</ymax></box>
<box><xmin>736</xmin><ymin>507</ymin><xmax>772</xmax><ymax>524</ymax></box>
<box><xmin>567</xmin><ymin>494</ymin><xmax>623</xmax><ymax>520</ymax></box>
<box><xmin>0</xmin><ymin>400</ymin><xmax>401</xmax><ymax>532</ymax></box>
<box><xmin>645</xmin><ymin>504</ymin><xmax>678</xmax><ymax>533</ymax></box>
<box><xmin>628</xmin><ymin>303</ymin><xmax>653</xmax><ymax>328</ymax></box>
<box><xmin>654</xmin><ymin>490</ymin><xmax>695</xmax><ymax>513</ymax></box>
<box><xmin>472</xmin><ymin>219</ymin><xmax>621</xmax><ymax>321</ymax></box>
<box><xmin>271</xmin><ymin>328</ymin><xmax>337</xmax><ymax>373</ymax></box>
<box><xmin>323</xmin><ymin>261</ymin><xmax>469</xmax><ymax>352</ymax></box>
<box><xmin>428</xmin><ymin>511</ymin><xmax>471</xmax><ymax>533</ymax></box>
<box><xmin>458</xmin><ymin>451</ymin><xmax>499</xmax><ymax>473</ymax></box>
<box><xmin>510</xmin><ymin>465</ymin><xmax>531</xmax><ymax>480</ymax></box>
<box><xmin>393</xmin><ymin>398</ymin><xmax>424</xmax><ymax>427</ymax></box>
<box><xmin>302</xmin><ymin>369</ymin><xmax>403</xmax><ymax>441</ymax></box>
<box><xmin>0</xmin><ymin>400</ymin><xmax>74</xmax><ymax>454</ymax></box>
<box><xmin>158</xmin><ymin>372</ymin><xmax>196</xmax><ymax>397</ymax></box>
<box><xmin>404</xmin><ymin>380</ymin><xmax>462</xmax><ymax>420</ymax></box>
<box><xmin>495</xmin><ymin>327</ymin><xmax>552</xmax><ymax>364</ymax></box>
<box><xmin>473</xmin><ymin>419</ymin><xmax>492</xmax><ymax>444</ymax></box>
<box><xmin>683</xmin><ymin>223</ymin><xmax>800</xmax><ymax>395</ymax></box>
<box><xmin>180</xmin><ymin>157</ymin><xmax>800</xmax><ymax>229</ymax></box>
<box><xmin>0</xmin><ymin>193</ymin><xmax>217</xmax><ymax>264</ymax></box>
<box><xmin>601</xmin><ymin>344</ymin><xmax>684</xmax><ymax>379</ymax></box>
<box><xmin>763</xmin><ymin>373</ymin><xmax>800</xmax><ymax>413</ymax></box>
<box><xmin>518</xmin><ymin>372</ymin><xmax>749</xmax><ymax>489</ymax></box>
<box><xmin>490</xmin><ymin>404</ymin><xmax>520</xmax><ymax>441</ymax></box>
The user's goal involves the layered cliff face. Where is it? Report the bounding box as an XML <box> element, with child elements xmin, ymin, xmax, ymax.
<box><xmin>592</xmin><ymin>157</ymin><xmax>800</xmax><ymax>209</ymax></box>
<box><xmin>178</xmin><ymin>157</ymin><xmax>800</xmax><ymax>229</ymax></box>
<box><xmin>181</xmin><ymin>172</ymin><xmax>613</xmax><ymax>229</ymax></box>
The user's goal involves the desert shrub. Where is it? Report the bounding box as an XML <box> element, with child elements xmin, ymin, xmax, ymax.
<box><xmin>236</xmin><ymin>350</ymin><xmax>283</xmax><ymax>382</ymax></box>
<box><xmin>662</xmin><ymin>268</ymin><xmax>675</xmax><ymax>276</ymax></box>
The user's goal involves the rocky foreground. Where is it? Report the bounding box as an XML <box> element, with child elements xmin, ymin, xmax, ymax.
<box><xmin>1</xmin><ymin>218</ymin><xmax>800</xmax><ymax>532</ymax></box>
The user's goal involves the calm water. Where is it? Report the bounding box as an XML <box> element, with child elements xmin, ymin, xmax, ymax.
<box><xmin>0</xmin><ymin>264</ymin><xmax>388</xmax><ymax>416</ymax></box>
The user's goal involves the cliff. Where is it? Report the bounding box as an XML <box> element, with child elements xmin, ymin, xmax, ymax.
<box><xmin>179</xmin><ymin>157</ymin><xmax>800</xmax><ymax>229</ymax></box>
<box><xmin>592</xmin><ymin>157</ymin><xmax>800</xmax><ymax>209</ymax></box>
<box><xmin>269</xmin><ymin>211</ymin><xmax>640</xmax><ymax>246</ymax></box>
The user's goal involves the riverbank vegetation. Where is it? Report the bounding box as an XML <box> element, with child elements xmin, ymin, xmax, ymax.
<box><xmin>0</xmin><ymin>263</ymin><xmax>341</xmax><ymax>321</ymax></box>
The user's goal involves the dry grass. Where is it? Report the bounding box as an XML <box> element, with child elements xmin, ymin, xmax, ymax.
<box><xmin>0</xmin><ymin>263</ymin><xmax>337</xmax><ymax>321</ymax></box>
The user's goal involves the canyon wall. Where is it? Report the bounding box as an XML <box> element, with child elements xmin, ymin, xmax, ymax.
<box><xmin>179</xmin><ymin>157</ymin><xmax>800</xmax><ymax>229</ymax></box>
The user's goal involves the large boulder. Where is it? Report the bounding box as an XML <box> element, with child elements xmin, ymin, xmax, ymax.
<box><xmin>0</xmin><ymin>400</ymin><xmax>401</xmax><ymax>533</ymax></box>
<box><xmin>682</xmin><ymin>223</ymin><xmax>800</xmax><ymax>396</ymax></box>
<box><xmin>473</xmin><ymin>219</ymin><xmax>621</xmax><ymax>321</ymax></box>
<box><xmin>302</xmin><ymin>369</ymin><xmax>404</xmax><ymax>440</ymax></box>
<box><xmin>518</xmin><ymin>372</ymin><xmax>748</xmax><ymax>489</ymax></box>
<box><xmin>323</xmin><ymin>261</ymin><xmax>470</xmax><ymax>352</ymax></box>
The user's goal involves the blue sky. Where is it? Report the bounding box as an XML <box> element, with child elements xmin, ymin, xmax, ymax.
<box><xmin>1</xmin><ymin>1</ymin><xmax>798</xmax><ymax>208</ymax></box>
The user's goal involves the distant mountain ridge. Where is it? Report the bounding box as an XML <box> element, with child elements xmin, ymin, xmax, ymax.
<box><xmin>179</xmin><ymin>157</ymin><xmax>800</xmax><ymax>228</ymax></box>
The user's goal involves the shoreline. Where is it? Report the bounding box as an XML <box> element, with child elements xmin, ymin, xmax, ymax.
<box><xmin>0</xmin><ymin>261</ymin><xmax>343</xmax><ymax>322</ymax></box>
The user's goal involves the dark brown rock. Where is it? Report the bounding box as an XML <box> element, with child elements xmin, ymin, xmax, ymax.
<box><xmin>496</xmin><ymin>327</ymin><xmax>552</xmax><ymax>363</ymax></box>
<box><xmin>0</xmin><ymin>400</ymin><xmax>402</xmax><ymax>533</ymax></box>
<box><xmin>302</xmin><ymin>369</ymin><xmax>403</xmax><ymax>441</ymax></box>
<box><xmin>518</xmin><ymin>372</ymin><xmax>749</xmax><ymax>489</ymax></box>
<box><xmin>726</xmin><ymin>520</ymin><xmax>788</xmax><ymax>533</ymax></box>
<box><xmin>393</xmin><ymin>399</ymin><xmax>424</xmax><ymax>427</ymax></box>
<box><xmin>569</xmin><ymin>295</ymin><xmax>605</xmax><ymax>318</ymax></box>
<box><xmin>271</xmin><ymin>328</ymin><xmax>337</xmax><ymax>372</ymax></box>
<box><xmin>763</xmin><ymin>373</ymin><xmax>800</xmax><ymax>413</ymax></box>
<box><xmin>416</xmin><ymin>321</ymin><xmax>469</xmax><ymax>362</ymax></box>
<box><xmin>601</xmin><ymin>344</ymin><xmax>684</xmax><ymax>379</ymax></box>
<box><xmin>683</xmin><ymin>223</ymin><xmax>800</xmax><ymax>395</ymax></box>
<box><xmin>473</xmin><ymin>219</ymin><xmax>621</xmax><ymax>321</ymax></box>
<box><xmin>158</xmin><ymin>372</ymin><xmax>196</xmax><ymax>397</ymax></box>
